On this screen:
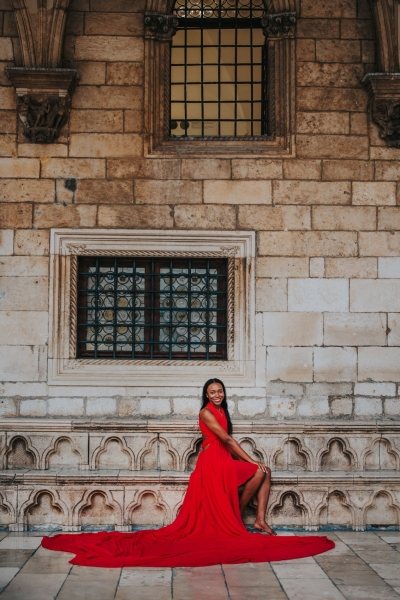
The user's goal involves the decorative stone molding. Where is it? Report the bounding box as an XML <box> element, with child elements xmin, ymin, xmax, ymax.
<box><xmin>144</xmin><ymin>12</ymin><xmax>179</xmax><ymax>40</ymax></box>
<box><xmin>370</xmin><ymin>0</ymin><xmax>400</xmax><ymax>73</ymax></box>
<box><xmin>261</xmin><ymin>12</ymin><xmax>296</xmax><ymax>39</ymax></box>
<box><xmin>363</xmin><ymin>73</ymin><xmax>400</xmax><ymax>148</ymax></box>
<box><xmin>49</xmin><ymin>229</ymin><xmax>256</xmax><ymax>387</ymax></box>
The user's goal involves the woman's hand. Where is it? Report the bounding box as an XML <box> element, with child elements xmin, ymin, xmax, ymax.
<box><xmin>254</xmin><ymin>461</ymin><xmax>269</xmax><ymax>473</ymax></box>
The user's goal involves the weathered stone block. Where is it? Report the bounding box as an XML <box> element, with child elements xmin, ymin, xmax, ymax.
<box><xmin>48</xmin><ymin>397</ymin><xmax>84</xmax><ymax>417</ymax></box>
<box><xmin>297</xmin><ymin>111</ymin><xmax>349</xmax><ymax>134</ymax></box>
<box><xmin>0</xmin><ymin>112</ymin><xmax>15</xmax><ymax>134</ymax></box>
<box><xmin>257</xmin><ymin>258</ymin><xmax>309</xmax><ymax>278</ymax></box>
<box><xmin>0</xmin><ymin>204</ymin><xmax>32</xmax><ymax>228</ymax></box>
<box><xmin>106</xmin><ymin>62</ymin><xmax>143</xmax><ymax>86</ymax></box>
<box><xmin>297</xmin><ymin>19</ymin><xmax>340</xmax><ymax>38</ymax></box>
<box><xmin>0</xmin><ymin>179</ymin><xmax>54</xmax><ymax>203</ymax></box>
<box><xmin>0</xmin><ymin>158</ymin><xmax>39</xmax><ymax>178</ymax></box>
<box><xmin>352</xmin><ymin>182</ymin><xmax>396</xmax><ymax>206</ymax></box>
<box><xmin>69</xmin><ymin>133</ymin><xmax>142</xmax><ymax>158</ymax></box>
<box><xmin>0</xmin><ymin>382</ymin><xmax>47</xmax><ymax>397</ymax></box>
<box><xmin>350</xmin><ymin>113</ymin><xmax>368</xmax><ymax>135</ymax></box>
<box><xmin>108</xmin><ymin>159</ymin><xmax>180</xmax><ymax>180</ymax></box>
<box><xmin>238</xmin><ymin>398</ymin><xmax>267</xmax><ymax>417</ymax></box>
<box><xmin>297</xmin><ymin>135</ymin><xmax>369</xmax><ymax>159</ymax></box>
<box><xmin>41</xmin><ymin>158</ymin><xmax>105</xmax><ymax>179</ymax></box>
<box><xmin>0</xmin><ymin>87</ymin><xmax>14</xmax><ymax>110</ymax></box>
<box><xmin>324</xmin><ymin>313</ymin><xmax>386</xmax><ymax>346</ymax></box>
<box><xmin>258</xmin><ymin>232</ymin><xmax>357</xmax><ymax>257</ymax></box>
<box><xmin>0</xmin><ymin>398</ymin><xmax>16</xmax><ymax>417</ymax></box>
<box><xmin>238</xmin><ymin>206</ymin><xmax>310</xmax><ymax>231</ymax></box>
<box><xmin>384</xmin><ymin>397</ymin><xmax>400</xmax><ymax>416</ymax></box>
<box><xmin>309</xmin><ymin>257</ymin><xmax>325</xmax><ymax>278</ymax></box>
<box><xmin>273</xmin><ymin>181</ymin><xmax>350</xmax><ymax>205</ymax></box>
<box><xmin>0</xmin><ymin>257</ymin><xmax>48</xmax><ymax>277</ymax></box>
<box><xmin>85</xmin><ymin>12</ymin><xmax>143</xmax><ymax>36</ymax></box>
<box><xmin>0</xmin><ymin>277</ymin><xmax>48</xmax><ymax>311</ymax></box>
<box><xmin>136</xmin><ymin>181</ymin><xmax>202</xmax><ymax>204</ymax></box>
<box><xmin>0</xmin><ymin>346</ymin><xmax>41</xmax><ymax>382</ymax></box>
<box><xmin>322</xmin><ymin>160</ymin><xmax>373</xmax><ymax>181</ymax></box>
<box><xmin>267</xmin><ymin>347</ymin><xmax>313</xmax><ymax>382</ymax></box>
<box><xmin>298</xmin><ymin>397</ymin><xmax>329</xmax><ymax>417</ymax></box>
<box><xmin>378</xmin><ymin>208</ymin><xmax>400</xmax><ymax>231</ymax></box>
<box><xmin>0</xmin><ymin>230</ymin><xmax>13</xmax><ymax>255</ymax></box>
<box><xmin>173</xmin><ymin>397</ymin><xmax>200</xmax><ymax>417</ymax></box>
<box><xmin>297</xmin><ymin>63</ymin><xmax>364</xmax><ymax>88</ymax></box>
<box><xmin>14</xmin><ymin>230</ymin><xmax>49</xmax><ymax>256</ymax></box>
<box><xmin>283</xmin><ymin>160</ymin><xmax>321</xmax><ymax>180</ymax></box>
<box><xmin>98</xmin><ymin>205</ymin><xmax>173</xmax><ymax>228</ymax></box>
<box><xmin>378</xmin><ymin>258</ymin><xmax>400</xmax><ymax>278</ymax></box>
<box><xmin>359</xmin><ymin>232</ymin><xmax>400</xmax><ymax>257</ymax></box>
<box><xmin>264</xmin><ymin>312</ymin><xmax>323</xmax><ymax>346</ymax></box>
<box><xmin>329</xmin><ymin>396</ymin><xmax>353</xmax><ymax>417</ymax></box>
<box><xmin>86</xmin><ymin>397</ymin><xmax>117</xmax><ymax>417</ymax></box>
<box><xmin>72</xmin><ymin>61</ymin><xmax>106</xmax><ymax>85</ymax></box>
<box><xmin>34</xmin><ymin>204</ymin><xmax>97</xmax><ymax>228</ymax></box>
<box><xmin>75</xmin><ymin>180</ymin><xmax>133</xmax><ymax>204</ymax></box>
<box><xmin>325</xmin><ymin>258</ymin><xmax>377</xmax><ymax>278</ymax></box>
<box><xmin>89</xmin><ymin>0</ymin><xmax>141</xmax><ymax>12</ymax></box>
<box><xmin>341</xmin><ymin>18</ymin><xmax>374</xmax><ymax>38</ymax></box>
<box><xmin>358</xmin><ymin>348</ymin><xmax>400</xmax><ymax>382</ymax></box>
<box><xmin>73</xmin><ymin>86</ymin><xmax>142</xmax><ymax>110</ymax></box>
<box><xmin>354</xmin><ymin>383</ymin><xmax>396</xmax><ymax>396</ymax></box>
<box><xmin>314</xmin><ymin>347</ymin><xmax>357</xmax><ymax>383</ymax></box>
<box><xmin>375</xmin><ymin>161</ymin><xmax>400</xmax><ymax>180</ymax></box>
<box><xmin>316</xmin><ymin>40</ymin><xmax>360</xmax><ymax>62</ymax></box>
<box><xmin>289</xmin><ymin>279</ymin><xmax>349</xmax><ymax>312</ymax></box>
<box><xmin>75</xmin><ymin>36</ymin><xmax>144</xmax><ymax>61</ymax></box>
<box><xmin>268</xmin><ymin>396</ymin><xmax>297</xmax><ymax>418</ymax></box>
<box><xmin>183</xmin><ymin>159</ymin><xmax>231</xmax><ymax>180</ymax></box>
<box><xmin>301</xmin><ymin>0</ymin><xmax>356</xmax><ymax>18</ymax></box>
<box><xmin>0</xmin><ymin>134</ymin><xmax>16</xmax><ymax>157</ymax></box>
<box><xmin>19</xmin><ymin>399</ymin><xmax>47</xmax><ymax>417</ymax></box>
<box><xmin>354</xmin><ymin>397</ymin><xmax>383</xmax><ymax>417</ymax></box>
<box><xmin>231</xmin><ymin>159</ymin><xmax>282</xmax><ymax>180</ymax></box>
<box><xmin>256</xmin><ymin>279</ymin><xmax>287</xmax><ymax>311</ymax></box>
<box><xmin>312</xmin><ymin>206</ymin><xmax>376</xmax><ymax>230</ymax></box>
<box><xmin>350</xmin><ymin>280</ymin><xmax>400</xmax><ymax>311</ymax></box>
<box><xmin>70</xmin><ymin>110</ymin><xmax>123</xmax><ymax>133</ymax></box>
<box><xmin>124</xmin><ymin>109</ymin><xmax>144</xmax><ymax>133</ymax></box>
<box><xmin>297</xmin><ymin>39</ymin><xmax>315</xmax><ymax>61</ymax></box>
<box><xmin>204</xmin><ymin>180</ymin><xmax>272</xmax><ymax>205</ymax></box>
<box><xmin>388</xmin><ymin>313</ymin><xmax>400</xmax><ymax>346</ymax></box>
<box><xmin>297</xmin><ymin>89</ymin><xmax>367</xmax><ymax>112</ymax></box>
<box><xmin>140</xmin><ymin>398</ymin><xmax>171</xmax><ymax>416</ymax></box>
<box><xmin>174</xmin><ymin>205</ymin><xmax>236</xmax><ymax>229</ymax></box>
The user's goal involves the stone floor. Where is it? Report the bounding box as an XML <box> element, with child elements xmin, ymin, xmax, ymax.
<box><xmin>0</xmin><ymin>531</ymin><xmax>399</xmax><ymax>599</ymax></box>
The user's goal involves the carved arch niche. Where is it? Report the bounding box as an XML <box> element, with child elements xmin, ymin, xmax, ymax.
<box><xmin>319</xmin><ymin>490</ymin><xmax>353</xmax><ymax>530</ymax></box>
<box><xmin>144</xmin><ymin>0</ymin><xmax>297</xmax><ymax>155</ymax></box>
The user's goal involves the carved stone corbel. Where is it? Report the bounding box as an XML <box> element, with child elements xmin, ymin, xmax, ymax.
<box><xmin>261</xmin><ymin>11</ymin><xmax>296</xmax><ymax>38</ymax></box>
<box><xmin>144</xmin><ymin>12</ymin><xmax>179</xmax><ymax>40</ymax></box>
<box><xmin>363</xmin><ymin>73</ymin><xmax>400</xmax><ymax>148</ymax></box>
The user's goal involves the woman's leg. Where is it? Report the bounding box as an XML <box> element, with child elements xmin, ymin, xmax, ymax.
<box><xmin>239</xmin><ymin>468</ymin><xmax>276</xmax><ymax>535</ymax></box>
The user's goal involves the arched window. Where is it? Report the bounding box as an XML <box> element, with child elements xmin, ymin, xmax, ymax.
<box><xmin>170</xmin><ymin>0</ymin><xmax>267</xmax><ymax>139</ymax></box>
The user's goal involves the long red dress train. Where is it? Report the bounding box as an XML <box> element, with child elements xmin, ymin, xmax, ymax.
<box><xmin>42</xmin><ymin>404</ymin><xmax>334</xmax><ymax>567</ymax></box>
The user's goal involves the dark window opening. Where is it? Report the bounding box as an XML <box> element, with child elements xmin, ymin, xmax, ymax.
<box><xmin>77</xmin><ymin>257</ymin><xmax>227</xmax><ymax>360</ymax></box>
<box><xmin>170</xmin><ymin>0</ymin><xmax>268</xmax><ymax>139</ymax></box>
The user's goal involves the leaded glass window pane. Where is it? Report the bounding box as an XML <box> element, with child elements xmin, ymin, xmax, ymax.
<box><xmin>170</xmin><ymin>0</ymin><xmax>267</xmax><ymax>138</ymax></box>
<box><xmin>77</xmin><ymin>257</ymin><xmax>227</xmax><ymax>360</ymax></box>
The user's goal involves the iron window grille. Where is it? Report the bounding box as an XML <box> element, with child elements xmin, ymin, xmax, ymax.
<box><xmin>170</xmin><ymin>0</ymin><xmax>268</xmax><ymax>139</ymax></box>
<box><xmin>77</xmin><ymin>257</ymin><xmax>228</xmax><ymax>360</ymax></box>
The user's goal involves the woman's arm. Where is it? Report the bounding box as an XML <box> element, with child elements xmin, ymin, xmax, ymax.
<box><xmin>199</xmin><ymin>408</ymin><xmax>268</xmax><ymax>472</ymax></box>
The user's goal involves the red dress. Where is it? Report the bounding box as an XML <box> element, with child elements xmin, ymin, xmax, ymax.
<box><xmin>42</xmin><ymin>403</ymin><xmax>334</xmax><ymax>567</ymax></box>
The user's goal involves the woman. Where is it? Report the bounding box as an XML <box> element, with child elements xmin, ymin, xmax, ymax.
<box><xmin>42</xmin><ymin>379</ymin><xmax>334</xmax><ymax>567</ymax></box>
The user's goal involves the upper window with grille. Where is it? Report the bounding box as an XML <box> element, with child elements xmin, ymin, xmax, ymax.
<box><xmin>170</xmin><ymin>0</ymin><xmax>267</xmax><ymax>139</ymax></box>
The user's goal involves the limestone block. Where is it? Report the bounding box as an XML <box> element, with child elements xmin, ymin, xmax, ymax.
<box><xmin>0</xmin><ymin>346</ymin><xmax>41</xmax><ymax>382</ymax></box>
<box><xmin>14</xmin><ymin>230</ymin><xmax>49</xmax><ymax>256</ymax></box>
<box><xmin>322</xmin><ymin>160</ymin><xmax>373</xmax><ymax>181</ymax></box>
<box><xmin>0</xmin><ymin>257</ymin><xmax>48</xmax><ymax>277</ymax></box>
<box><xmin>324</xmin><ymin>313</ymin><xmax>386</xmax><ymax>346</ymax></box>
<box><xmin>297</xmin><ymin>111</ymin><xmax>349</xmax><ymax>134</ymax></box>
<box><xmin>314</xmin><ymin>347</ymin><xmax>357</xmax><ymax>383</ymax></box>
<box><xmin>41</xmin><ymin>158</ymin><xmax>105</xmax><ymax>179</ymax></box>
<box><xmin>0</xmin><ymin>204</ymin><xmax>32</xmax><ymax>228</ymax></box>
<box><xmin>75</xmin><ymin>180</ymin><xmax>133</xmax><ymax>204</ymax></box>
<box><xmin>350</xmin><ymin>280</ymin><xmax>400</xmax><ymax>312</ymax></box>
<box><xmin>70</xmin><ymin>110</ymin><xmax>123</xmax><ymax>133</ymax></box>
<box><xmin>301</xmin><ymin>0</ymin><xmax>357</xmax><ymax>18</ymax></box>
<box><xmin>69</xmin><ymin>134</ymin><xmax>142</xmax><ymax>158</ymax></box>
<box><xmin>204</xmin><ymin>180</ymin><xmax>272</xmax><ymax>205</ymax></box>
<box><xmin>378</xmin><ymin>258</ymin><xmax>400</xmax><ymax>280</ymax></box>
<box><xmin>257</xmin><ymin>258</ymin><xmax>309</xmax><ymax>278</ymax></box>
<box><xmin>72</xmin><ymin>61</ymin><xmax>106</xmax><ymax>85</ymax></box>
<box><xmin>124</xmin><ymin>109</ymin><xmax>143</xmax><ymax>133</ymax></box>
<box><xmin>316</xmin><ymin>40</ymin><xmax>360</xmax><ymax>62</ymax></box>
<box><xmin>375</xmin><ymin>161</ymin><xmax>400</xmax><ymax>180</ymax></box>
<box><xmin>18</xmin><ymin>144</ymin><xmax>68</xmax><ymax>159</ymax></box>
<box><xmin>182</xmin><ymin>159</ymin><xmax>231</xmax><ymax>180</ymax></box>
<box><xmin>0</xmin><ymin>87</ymin><xmax>15</xmax><ymax>110</ymax></box>
<box><xmin>98</xmin><ymin>205</ymin><xmax>173</xmax><ymax>228</ymax></box>
<box><xmin>325</xmin><ymin>258</ymin><xmax>377</xmax><ymax>278</ymax></box>
<box><xmin>139</xmin><ymin>398</ymin><xmax>171</xmax><ymax>417</ymax></box>
<box><xmin>106</xmin><ymin>62</ymin><xmax>143</xmax><ymax>86</ymax></box>
<box><xmin>135</xmin><ymin>181</ymin><xmax>202</xmax><ymax>204</ymax></box>
<box><xmin>297</xmin><ymin>39</ymin><xmax>315</xmax><ymax>61</ymax></box>
<box><xmin>256</xmin><ymin>279</ymin><xmax>287</xmax><ymax>311</ymax></box>
<box><xmin>288</xmin><ymin>279</ymin><xmax>349</xmax><ymax>312</ymax></box>
<box><xmin>312</xmin><ymin>206</ymin><xmax>375</xmax><ymax>230</ymax></box>
<box><xmin>297</xmin><ymin>18</ymin><xmax>340</xmax><ymax>38</ymax></box>
<box><xmin>238</xmin><ymin>206</ymin><xmax>310</xmax><ymax>231</ymax></box>
<box><xmin>329</xmin><ymin>396</ymin><xmax>353</xmax><ymax>417</ymax></box>
<box><xmin>388</xmin><ymin>314</ymin><xmax>400</xmax><ymax>346</ymax></box>
<box><xmin>297</xmin><ymin>135</ymin><xmax>369</xmax><ymax>159</ymax></box>
<box><xmin>0</xmin><ymin>277</ymin><xmax>48</xmax><ymax>310</ymax></box>
<box><xmin>306</xmin><ymin>383</ymin><xmax>353</xmax><ymax>396</ymax></box>
<box><xmin>283</xmin><ymin>160</ymin><xmax>321</xmax><ymax>180</ymax></box>
<box><xmin>352</xmin><ymin>182</ymin><xmax>396</xmax><ymax>205</ymax></box>
<box><xmin>266</xmin><ymin>382</ymin><xmax>304</xmax><ymax>396</ymax></box>
<box><xmin>86</xmin><ymin>397</ymin><xmax>117</xmax><ymax>417</ymax></box>
<box><xmin>0</xmin><ymin>398</ymin><xmax>16</xmax><ymax>417</ymax></box>
<box><xmin>298</xmin><ymin>89</ymin><xmax>367</xmax><ymax>112</ymax></box>
<box><xmin>258</xmin><ymin>232</ymin><xmax>357</xmax><ymax>257</ymax></box>
<box><xmin>0</xmin><ymin>382</ymin><xmax>47</xmax><ymax>396</ymax></box>
<box><xmin>174</xmin><ymin>205</ymin><xmax>236</xmax><ymax>229</ymax></box>
<box><xmin>19</xmin><ymin>399</ymin><xmax>47</xmax><ymax>417</ymax></box>
<box><xmin>384</xmin><ymin>397</ymin><xmax>400</xmax><ymax>416</ymax></box>
<box><xmin>354</xmin><ymin>397</ymin><xmax>383</xmax><ymax>417</ymax></box>
<box><xmin>75</xmin><ymin>37</ymin><xmax>144</xmax><ymax>62</ymax></box>
<box><xmin>34</xmin><ymin>204</ymin><xmax>97</xmax><ymax>228</ymax></box>
<box><xmin>358</xmin><ymin>348</ymin><xmax>400</xmax><ymax>382</ymax></box>
<box><xmin>298</xmin><ymin>397</ymin><xmax>329</xmax><ymax>417</ymax></box>
<box><xmin>355</xmin><ymin>383</ymin><xmax>395</xmax><ymax>396</ymax></box>
<box><xmin>273</xmin><ymin>181</ymin><xmax>350</xmax><ymax>205</ymax></box>
<box><xmin>0</xmin><ymin>112</ymin><xmax>15</xmax><ymax>134</ymax></box>
<box><xmin>268</xmin><ymin>396</ymin><xmax>297</xmax><ymax>417</ymax></box>
<box><xmin>297</xmin><ymin>64</ymin><xmax>364</xmax><ymax>88</ymax></box>
<box><xmin>0</xmin><ymin>158</ymin><xmax>39</xmax><ymax>178</ymax></box>
<box><xmin>310</xmin><ymin>258</ymin><xmax>325</xmax><ymax>277</ymax></box>
<box><xmin>108</xmin><ymin>159</ymin><xmax>181</xmax><ymax>180</ymax></box>
<box><xmin>0</xmin><ymin>230</ymin><xmax>13</xmax><ymax>255</ymax></box>
<box><xmin>231</xmin><ymin>159</ymin><xmax>282</xmax><ymax>180</ymax></box>
<box><xmin>48</xmin><ymin>398</ymin><xmax>84</xmax><ymax>417</ymax></box>
<box><xmin>237</xmin><ymin>398</ymin><xmax>267</xmax><ymax>417</ymax></box>
<box><xmin>85</xmin><ymin>12</ymin><xmax>143</xmax><ymax>35</ymax></box>
<box><xmin>0</xmin><ymin>134</ymin><xmax>16</xmax><ymax>157</ymax></box>
<box><xmin>0</xmin><ymin>180</ymin><xmax>54</xmax><ymax>203</ymax></box>
<box><xmin>173</xmin><ymin>398</ymin><xmax>200</xmax><ymax>417</ymax></box>
<box><xmin>359</xmin><ymin>232</ymin><xmax>400</xmax><ymax>256</ymax></box>
<box><xmin>263</xmin><ymin>312</ymin><xmax>323</xmax><ymax>346</ymax></box>
<box><xmin>267</xmin><ymin>347</ymin><xmax>313</xmax><ymax>382</ymax></box>
<box><xmin>378</xmin><ymin>208</ymin><xmax>400</xmax><ymax>231</ymax></box>
<box><xmin>0</xmin><ymin>311</ymin><xmax>48</xmax><ymax>345</ymax></box>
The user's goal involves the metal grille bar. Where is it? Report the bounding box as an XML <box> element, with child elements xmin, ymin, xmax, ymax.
<box><xmin>77</xmin><ymin>257</ymin><xmax>227</xmax><ymax>360</ymax></box>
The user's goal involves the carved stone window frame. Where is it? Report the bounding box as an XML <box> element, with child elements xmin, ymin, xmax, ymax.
<box><xmin>49</xmin><ymin>229</ymin><xmax>256</xmax><ymax>387</ymax></box>
<box><xmin>144</xmin><ymin>1</ymin><xmax>296</xmax><ymax>157</ymax></box>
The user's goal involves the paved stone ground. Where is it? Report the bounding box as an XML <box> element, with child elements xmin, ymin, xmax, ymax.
<box><xmin>0</xmin><ymin>531</ymin><xmax>399</xmax><ymax>599</ymax></box>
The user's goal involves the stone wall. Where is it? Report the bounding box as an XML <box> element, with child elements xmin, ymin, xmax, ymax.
<box><xmin>0</xmin><ymin>0</ymin><xmax>400</xmax><ymax>529</ymax></box>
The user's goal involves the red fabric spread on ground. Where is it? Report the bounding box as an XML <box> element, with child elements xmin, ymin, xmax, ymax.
<box><xmin>42</xmin><ymin>404</ymin><xmax>335</xmax><ymax>567</ymax></box>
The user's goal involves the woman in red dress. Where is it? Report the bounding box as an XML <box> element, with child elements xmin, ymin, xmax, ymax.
<box><xmin>42</xmin><ymin>378</ymin><xmax>334</xmax><ymax>567</ymax></box>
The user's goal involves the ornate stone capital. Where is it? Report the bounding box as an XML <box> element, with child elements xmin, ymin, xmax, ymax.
<box><xmin>363</xmin><ymin>73</ymin><xmax>400</xmax><ymax>148</ymax></box>
<box><xmin>144</xmin><ymin>12</ymin><xmax>179</xmax><ymax>40</ymax></box>
<box><xmin>261</xmin><ymin>11</ymin><xmax>296</xmax><ymax>39</ymax></box>
<box><xmin>6</xmin><ymin>67</ymin><xmax>78</xmax><ymax>143</ymax></box>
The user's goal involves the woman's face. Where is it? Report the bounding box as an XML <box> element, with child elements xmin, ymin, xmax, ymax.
<box><xmin>206</xmin><ymin>382</ymin><xmax>224</xmax><ymax>407</ymax></box>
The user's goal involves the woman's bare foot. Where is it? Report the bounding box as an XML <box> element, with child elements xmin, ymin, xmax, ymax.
<box><xmin>254</xmin><ymin>520</ymin><xmax>277</xmax><ymax>536</ymax></box>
